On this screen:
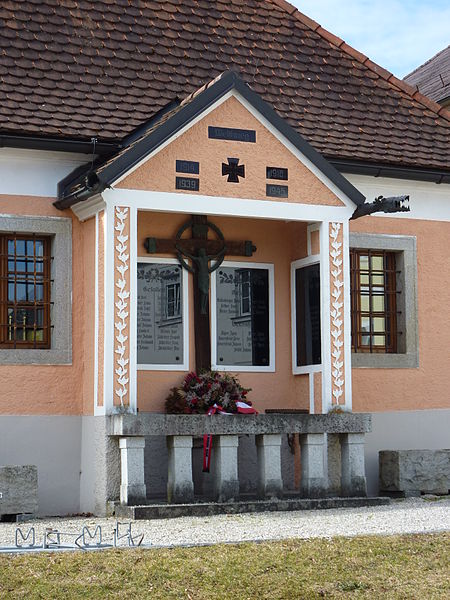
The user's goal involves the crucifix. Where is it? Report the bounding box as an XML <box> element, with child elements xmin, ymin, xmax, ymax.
<box><xmin>144</xmin><ymin>215</ymin><xmax>256</xmax><ymax>371</ymax></box>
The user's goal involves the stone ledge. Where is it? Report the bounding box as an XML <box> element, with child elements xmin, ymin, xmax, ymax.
<box><xmin>109</xmin><ymin>413</ymin><xmax>372</xmax><ymax>437</ymax></box>
<box><xmin>113</xmin><ymin>496</ymin><xmax>389</xmax><ymax>520</ymax></box>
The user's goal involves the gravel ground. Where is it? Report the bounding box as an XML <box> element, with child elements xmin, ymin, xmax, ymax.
<box><xmin>0</xmin><ymin>497</ymin><xmax>449</xmax><ymax>550</ymax></box>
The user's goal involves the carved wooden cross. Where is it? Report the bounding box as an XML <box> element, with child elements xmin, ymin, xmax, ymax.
<box><xmin>144</xmin><ymin>215</ymin><xmax>256</xmax><ymax>371</ymax></box>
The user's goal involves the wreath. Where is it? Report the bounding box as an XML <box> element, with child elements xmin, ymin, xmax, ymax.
<box><xmin>165</xmin><ymin>371</ymin><xmax>253</xmax><ymax>414</ymax></box>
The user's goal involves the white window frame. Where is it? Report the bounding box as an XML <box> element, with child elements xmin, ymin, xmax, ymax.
<box><xmin>211</xmin><ymin>261</ymin><xmax>275</xmax><ymax>372</ymax></box>
<box><xmin>290</xmin><ymin>255</ymin><xmax>322</xmax><ymax>375</ymax></box>
<box><xmin>136</xmin><ymin>256</ymin><xmax>189</xmax><ymax>371</ymax></box>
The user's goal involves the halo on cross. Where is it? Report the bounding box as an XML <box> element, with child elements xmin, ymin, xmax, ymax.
<box><xmin>175</xmin><ymin>219</ymin><xmax>227</xmax><ymax>274</ymax></box>
<box><xmin>175</xmin><ymin>219</ymin><xmax>227</xmax><ymax>314</ymax></box>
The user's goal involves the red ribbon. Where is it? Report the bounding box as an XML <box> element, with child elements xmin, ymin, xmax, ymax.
<box><xmin>202</xmin><ymin>403</ymin><xmax>257</xmax><ymax>472</ymax></box>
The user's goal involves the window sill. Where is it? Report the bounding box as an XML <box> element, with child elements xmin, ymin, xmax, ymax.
<box><xmin>0</xmin><ymin>348</ymin><xmax>72</xmax><ymax>365</ymax></box>
<box><xmin>351</xmin><ymin>352</ymin><xmax>418</xmax><ymax>369</ymax></box>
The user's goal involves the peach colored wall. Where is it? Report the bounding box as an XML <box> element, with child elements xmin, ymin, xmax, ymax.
<box><xmin>351</xmin><ymin>216</ymin><xmax>450</xmax><ymax>412</ymax></box>
<box><xmin>119</xmin><ymin>96</ymin><xmax>344</xmax><ymax>207</ymax></box>
<box><xmin>137</xmin><ymin>211</ymin><xmax>311</xmax><ymax>413</ymax></box>
<box><xmin>81</xmin><ymin>216</ymin><xmax>96</xmax><ymax>415</ymax></box>
<box><xmin>0</xmin><ymin>195</ymin><xmax>94</xmax><ymax>415</ymax></box>
<box><xmin>310</xmin><ymin>230</ymin><xmax>320</xmax><ymax>255</ymax></box>
<box><xmin>97</xmin><ymin>210</ymin><xmax>105</xmax><ymax>408</ymax></box>
<box><xmin>314</xmin><ymin>372</ymin><xmax>322</xmax><ymax>414</ymax></box>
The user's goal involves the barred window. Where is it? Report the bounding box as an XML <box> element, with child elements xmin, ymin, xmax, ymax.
<box><xmin>350</xmin><ymin>249</ymin><xmax>398</xmax><ymax>353</ymax></box>
<box><xmin>0</xmin><ymin>235</ymin><xmax>52</xmax><ymax>349</ymax></box>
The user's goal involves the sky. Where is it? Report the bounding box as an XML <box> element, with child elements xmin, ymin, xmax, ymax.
<box><xmin>290</xmin><ymin>0</ymin><xmax>450</xmax><ymax>78</ymax></box>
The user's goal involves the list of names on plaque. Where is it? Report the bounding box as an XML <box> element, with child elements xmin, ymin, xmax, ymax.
<box><xmin>215</xmin><ymin>266</ymin><xmax>270</xmax><ymax>367</ymax></box>
<box><xmin>137</xmin><ymin>262</ymin><xmax>184</xmax><ymax>365</ymax></box>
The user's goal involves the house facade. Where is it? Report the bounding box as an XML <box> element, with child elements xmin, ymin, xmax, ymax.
<box><xmin>0</xmin><ymin>1</ymin><xmax>449</xmax><ymax>516</ymax></box>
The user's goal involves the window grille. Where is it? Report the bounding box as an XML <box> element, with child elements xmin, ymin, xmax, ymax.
<box><xmin>350</xmin><ymin>249</ymin><xmax>399</xmax><ymax>353</ymax></box>
<box><xmin>0</xmin><ymin>234</ymin><xmax>52</xmax><ymax>348</ymax></box>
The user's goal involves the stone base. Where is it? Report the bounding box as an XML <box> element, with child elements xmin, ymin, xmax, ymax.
<box><xmin>0</xmin><ymin>466</ymin><xmax>38</xmax><ymax>518</ymax></box>
<box><xmin>114</xmin><ymin>496</ymin><xmax>390</xmax><ymax>520</ymax></box>
<box><xmin>379</xmin><ymin>450</ymin><xmax>450</xmax><ymax>496</ymax></box>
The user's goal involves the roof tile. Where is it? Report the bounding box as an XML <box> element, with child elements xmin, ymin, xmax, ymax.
<box><xmin>0</xmin><ymin>0</ymin><xmax>448</xmax><ymax>173</ymax></box>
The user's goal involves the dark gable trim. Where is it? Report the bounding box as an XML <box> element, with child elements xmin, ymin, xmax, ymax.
<box><xmin>331</xmin><ymin>158</ymin><xmax>450</xmax><ymax>185</ymax></box>
<box><xmin>0</xmin><ymin>134</ymin><xmax>118</xmax><ymax>155</ymax></box>
<box><xmin>56</xmin><ymin>71</ymin><xmax>366</xmax><ymax>209</ymax></box>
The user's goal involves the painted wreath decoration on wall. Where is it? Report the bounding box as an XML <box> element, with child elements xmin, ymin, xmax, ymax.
<box><xmin>165</xmin><ymin>371</ymin><xmax>255</xmax><ymax>415</ymax></box>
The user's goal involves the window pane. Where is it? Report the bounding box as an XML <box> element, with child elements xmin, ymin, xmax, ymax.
<box><xmin>360</xmin><ymin>273</ymin><xmax>369</xmax><ymax>285</ymax></box>
<box><xmin>373</xmin><ymin>335</ymin><xmax>385</xmax><ymax>346</ymax></box>
<box><xmin>372</xmin><ymin>295</ymin><xmax>385</xmax><ymax>312</ymax></box>
<box><xmin>26</xmin><ymin>240</ymin><xmax>34</xmax><ymax>255</ymax></box>
<box><xmin>295</xmin><ymin>263</ymin><xmax>321</xmax><ymax>366</ymax></box>
<box><xmin>372</xmin><ymin>317</ymin><xmax>385</xmax><ymax>332</ymax></box>
<box><xmin>16</xmin><ymin>283</ymin><xmax>26</xmax><ymax>301</ymax></box>
<box><xmin>371</xmin><ymin>255</ymin><xmax>383</xmax><ymax>270</ymax></box>
<box><xmin>16</xmin><ymin>240</ymin><xmax>25</xmax><ymax>256</ymax></box>
<box><xmin>35</xmin><ymin>241</ymin><xmax>44</xmax><ymax>257</ymax></box>
<box><xmin>359</xmin><ymin>255</ymin><xmax>369</xmax><ymax>269</ymax></box>
<box><xmin>360</xmin><ymin>290</ymin><xmax>369</xmax><ymax>312</ymax></box>
<box><xmin>371</xmin><ymin>273</ymin><xmax>384</xmax><ymax>286</ymax></box>
<box><xmin>36</xmin><ymin>284</ymin><xmax>44</xmax><ymax>301</ymax></box>
<box><xmin>27</xmin><ymin>284</ymin><xmax>35</xmax><ymax>301</ymax></box>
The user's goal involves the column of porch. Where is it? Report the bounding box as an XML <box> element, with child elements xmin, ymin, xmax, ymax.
<box><xmin>167</xmin><ymin>435</ymin><xmax>194</xmax><ymax>503</ymax></box>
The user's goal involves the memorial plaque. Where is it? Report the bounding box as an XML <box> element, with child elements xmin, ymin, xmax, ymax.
<box><xmin>137</xmin><ymin>263</ymin><xmax>184</xmax><ymax>365</ymax></box>
<box><xmin>215</xmin><ymin>266</ymin><xmax>270</xmax><ymax>367</ymax></box>
<box><xmin>176</xmin><ymin>160</ymin><xmax>199</xmax><ymax>174</ymax></box>
<box><xmin>295</xmin><ymin>263</ymin><xmax>321</xmax><ymax>366</ymax></box>
<box><xmin>266</xmin><ymin>184</ymin><xmax>288</xmax><ymax>198</ymax></box>
<box><xmin>208</xmin><ymin>126</ymin><xmax>256</xmax><ymax>143</ymax></box>
<box><xmin>266</xmin><ymin>166</ymin><xmax>288</xmax><ymax>181</ymax></box>
<box><xmin>176</xmin><ymin>176</ymin><xmax>199</xmax><ymax>191</ymax></box>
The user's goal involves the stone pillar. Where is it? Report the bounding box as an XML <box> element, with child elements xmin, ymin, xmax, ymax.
<box><xmin>340</xmin><ymin>433</ymin><xmax>367</xmax><ymax>497</ymax></box>
<box><xmin>119</xmin><ymin>437</ymin><xmax>146</xmax><ymax>505</ymax></box>
<box><xmin>167</xmin><ymin>435</ymin><xmax>194</xmax><ymax>504</ymax></box>
<box><xmin>300</xmin><ymin>433</ymin><xmax>326</xmax><ymax>497</ymax></box>
<box><xmin>327</xmin><ymin>433</ymin><xmax>342</xmax><ymax>496</ymax></box>
<box><xmin>212</xmin><ymin>435</ymin><xmax>239</xmax><ymax>502</ymax></box>
<box><xmin>256</xmin><ymin>434</ymin><xmax>283</xmax><ymax>499</ymax></box>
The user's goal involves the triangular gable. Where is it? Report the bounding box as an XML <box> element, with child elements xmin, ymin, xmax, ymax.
<box><xmin>57</xmin><ymin>72</ymin><xmax>365</xmax><ymax>210</ymax></box>
<box><xmin>117</xmin><ymin>94</ymin><xmax>344</xmax><ymax>207</ymax></box>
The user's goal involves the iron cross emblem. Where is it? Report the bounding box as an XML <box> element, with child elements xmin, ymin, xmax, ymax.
<box><xmin>222</xmin><ymin>157</ymin><xmax>245</xmax><ymax>183</ymax></box>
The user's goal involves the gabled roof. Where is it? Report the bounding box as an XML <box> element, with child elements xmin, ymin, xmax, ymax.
<box><xmin>56</xmin><ymin>71</ymin><xmax>365</xmax><ymax>209</ymax></box>
<box><xmin>1</xmin><ymin>0</ymin><xmax>449</xmax><ymax>175</ymax></box>
<box><xmin>404</xmin><ymin>45</ymin><xmax>450</xmax><ymax>105</ymax></box>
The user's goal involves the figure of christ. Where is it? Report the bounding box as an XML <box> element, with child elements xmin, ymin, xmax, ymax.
<box><xmin>175</xmin><ymin>244</ymin><xmax>226</xmax><ymax>314</ymax></box>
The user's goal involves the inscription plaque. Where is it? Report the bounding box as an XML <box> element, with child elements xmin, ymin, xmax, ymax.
<box><xmin>266</xmin><ymin>184</ymin><xmax>288</xmax><ymax>198</ymax></box>
<box><xmin>137</xmin><ymin>263</ymin><xmax>184</xmax><ymax>365</ymax></box>
<box><xmin>208</xmin><ymin>126</ymin><xmax>256</xmax><ymax>143</ymax></box>
<box><xmin>266</xmin><ymin>166</ymin><xmax>288</xmax><ymax>180</ymax></box>
<box><xmin>215</xmin><ymin>266</ymin><xmax>270</xmax><ymax>367</ymax></box>
<box><xmin>176</xmin><ymin>160</ymin><xmax>199</xmax><ymax>174</ymax></box>
<box><xmin>176</xmin><ymin>177</ymin><xmax>199</xmax><ymax>191</ymax></box>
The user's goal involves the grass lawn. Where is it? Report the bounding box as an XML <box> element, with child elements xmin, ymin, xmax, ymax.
<box><xmin>0</xmin><ymin>533</ymin><xmax>448</xmax><ymax>599</ymax></box>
